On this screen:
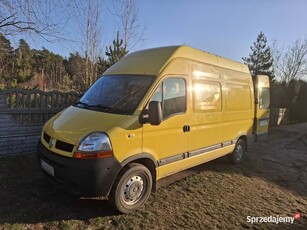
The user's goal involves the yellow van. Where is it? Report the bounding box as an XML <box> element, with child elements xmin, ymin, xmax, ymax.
<box><xmin>37</xmin><ymin>46</ymin><xmax>270</xmax><ymax>213</ymax></box>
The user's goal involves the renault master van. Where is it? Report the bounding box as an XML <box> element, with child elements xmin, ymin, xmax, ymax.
<box><xmin>37</xmin><ymin>46</ymin><xmax>270</xmax><ymax>213</ymax></box>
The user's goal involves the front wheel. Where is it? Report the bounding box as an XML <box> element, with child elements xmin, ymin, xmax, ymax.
<box><xmin>228</xmin><ymin>139</ymin><xmax>246</xmax><ymax>164</ymax></box>
<box><xmin>108</xmin><ymin>163</ymin><xmax>152</xmax><ymax>213</ymax></box>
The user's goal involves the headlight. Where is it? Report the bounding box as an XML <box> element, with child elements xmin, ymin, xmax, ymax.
<box><xmin>73</xmin><ymin>132</ymin><xmax>113</xmax><ymax>159</ymax></box>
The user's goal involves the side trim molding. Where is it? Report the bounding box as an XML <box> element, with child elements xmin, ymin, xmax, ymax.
<box><xmin>157</xmin><ymin>139</ymin><xmax>237</xmax><ymax>167</ymax></box>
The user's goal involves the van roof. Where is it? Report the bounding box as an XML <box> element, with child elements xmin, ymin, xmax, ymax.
<box><xmin>103</xmin><ymin>45</ymin><xmax>250</xmax><ymax>76</ymax></box>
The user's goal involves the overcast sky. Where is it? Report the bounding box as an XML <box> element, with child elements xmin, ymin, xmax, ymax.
<box><xmin>22</xmin><ymin>0</ymin><xmax>307</xmax><ymax>62</ymax></box>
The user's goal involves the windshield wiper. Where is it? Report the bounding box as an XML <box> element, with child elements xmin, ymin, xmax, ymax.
<box><xmin>87</xmin><ymin>104</ymin><xmax>114</xmax><ymax>111</ymax></box>
<box><xmin>74</xmin><ymin>101</ymin><xmax>89</xmax><ymax>107</ymax></box>
<box><xmin>74</xmin><ymin>102</ymin><xmax>115</xmax><ymax>112</ymax></box>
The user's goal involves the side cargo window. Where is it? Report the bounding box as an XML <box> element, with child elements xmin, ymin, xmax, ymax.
<box><xmin>259</xmin><ymin>87</ymin><xmax>270</xmax><ymax>109</ymax></box>
<box><xmin>150</xmin><ymin>78</ymin><xmax>186</xmax><ymax>119</ymax></box>
<box><xmin>193</xmin><ymin>81</ymin><xmax>222</xmax><ymax>112</ymax></box>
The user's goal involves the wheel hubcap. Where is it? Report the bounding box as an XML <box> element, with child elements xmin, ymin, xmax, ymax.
<box><xmin>123</xmin><ymin>176</ymin><xmax>144</xmax><ymax>205</ymax></box>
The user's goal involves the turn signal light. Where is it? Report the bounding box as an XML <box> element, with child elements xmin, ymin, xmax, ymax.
<box><xmin>73</xmin><ymin>150</ymin><xmax>113</xmax><ymax>159</ymax></box>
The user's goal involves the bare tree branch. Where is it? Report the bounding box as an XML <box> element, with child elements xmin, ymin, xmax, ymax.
<box><xmin>68</xmin><ymin>0</ymin><xmax>103</xmax><ymax>87</ymax></box>
<box><xmin>273</xmin><ymin>38</ymin><xmax>307</xmax><ymax>82</ymax></box>
<box><xmin>104</xmin><ymin>0</ymin><xmax>146</xmax><ymax>50</ymax></box>
<box><xmin>0</xmin><ymin>0</ymin><xmax>71</xmax><ymax>41</ymax></box>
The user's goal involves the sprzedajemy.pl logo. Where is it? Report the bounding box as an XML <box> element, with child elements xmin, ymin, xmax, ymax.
<box><xmin>247</xmin><ymin>212</ymin><xmax>301</xmax><ymax>224</ymax></box>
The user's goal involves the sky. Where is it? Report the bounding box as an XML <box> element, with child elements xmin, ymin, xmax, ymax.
<box><xmin>22</xmin><ymin>0</ymin><xmax>307</xmax><ymax>63</ymax></box>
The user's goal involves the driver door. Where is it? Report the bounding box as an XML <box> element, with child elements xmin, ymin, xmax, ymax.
<box><xmin>142</xmin><ymin>77</ymin><xmax>189</xmax><ymax>178</ymax></box>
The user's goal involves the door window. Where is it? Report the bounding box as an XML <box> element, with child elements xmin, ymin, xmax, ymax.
<box><xmin>259</xmin><ymin>87</ymin><xmax>270</xmax><ymax>109</ymax></box>
<box><xmin>150</xmin><ymin>78</ymin><xmax>186</xmax><ymax>119</ymax></box>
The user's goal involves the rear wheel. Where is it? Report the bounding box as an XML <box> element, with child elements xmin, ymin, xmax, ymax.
<box><xmin>228</xmin><ymin>139</ymin><xmax>245</xmax><ymax>164</ymax></box>
<box><xmin>108</xmin><ymin>163</ymin><xmax>152</xmax><ymax>213</ymax></box>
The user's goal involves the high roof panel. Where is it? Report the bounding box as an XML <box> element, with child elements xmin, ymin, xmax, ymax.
<box><xmin>104</xmin><ymin>46</ymin><xmax>249</xmax><ymax>76</ymax></box>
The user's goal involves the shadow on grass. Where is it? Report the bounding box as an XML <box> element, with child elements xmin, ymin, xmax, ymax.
<box><xmin>0</xmin><ymin>154</ymin><xmax>120</xmax><ymax>225</ymax></box>
<box><xmin>0</xmin><ymin>155</ymin><xmax>236</xmax><ymax>225</ymax></box>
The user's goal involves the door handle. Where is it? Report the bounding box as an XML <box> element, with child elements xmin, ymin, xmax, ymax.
<box><xmin>183</xmin><ymin>125</ymin><xmax>190</xmax><ymax>132</ymax></box>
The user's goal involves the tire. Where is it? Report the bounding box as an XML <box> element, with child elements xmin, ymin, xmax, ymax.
<box><xmin>228</xmin><ymin>139</ymin><xmax>246</xmax><ymax>164</ymax></box>
<box><xmin>108</xmin><ymin>163</ymin><xmax>152</xmax><ymax>213</ymax></box>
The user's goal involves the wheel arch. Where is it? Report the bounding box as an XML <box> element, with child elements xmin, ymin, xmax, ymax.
<box><xmin>119</xmin><ymin>153</ymin><xmax>158</xmax><ymax>192</ymax></box>
<box><xmin>236</xmin><ymin>134</ymin><xmax>247</xmax><ymax>151</ymax></box>
<box><xmin>239</xmin><ymin>135</ymin><xmax>247</xmax><ymax>151</ymax></box>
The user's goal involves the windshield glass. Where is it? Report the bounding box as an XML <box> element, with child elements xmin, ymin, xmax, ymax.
<box><xmin>75</xmin><ymin>75</ymin><xmax>155</xmax><ymax>115</ymax></box>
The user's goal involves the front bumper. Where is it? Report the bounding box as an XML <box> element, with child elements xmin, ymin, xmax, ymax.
<box><xmin>37</xmin><ymin>141</ymin><xmax>122</xmax><ymax>197</ymax></box>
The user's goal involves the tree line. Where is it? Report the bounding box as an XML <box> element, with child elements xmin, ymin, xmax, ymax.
<box><xmin>243</xmin><ymin>32</ymin><xmax>307</xmax><ymax>83</ymax></box>
<box><xmin>1</xmin><ymin>29</ymin><xmax>306</xmax><ymax>90</ymax></box>
<box><xmin>243</xmin><ymin>32</ymin><xmax>307</xmax><ymax>123</ymax></box>
<box><xmin>0</xmin><ymin>0</ymin><xmax>143</xmax><ymax>92</ymax></box>
<box><xmin>0</xmin><ymin>32</ymin><xmax>127</xmax><ymax>92</ymax></box>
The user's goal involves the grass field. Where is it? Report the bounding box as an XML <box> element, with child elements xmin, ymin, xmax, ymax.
<box><xmin>1</xmin><ymin>123</ymin><xmax>307</xmax><ymax>229</ymax></box>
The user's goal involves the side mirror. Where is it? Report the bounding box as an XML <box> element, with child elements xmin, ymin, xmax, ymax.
<box><xmin>148</xmin><ymin>101</ymin><xmax>162</xmax><ymax>126</ymax></box>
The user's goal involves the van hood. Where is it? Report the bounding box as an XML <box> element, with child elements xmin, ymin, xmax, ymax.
<box><xmin>43</xmin><ymin>106</ymin><xmax>128</xmax><ymax>146</ymax></box>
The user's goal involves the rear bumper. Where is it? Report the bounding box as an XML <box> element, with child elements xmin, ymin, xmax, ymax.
<box><xmin>37</xmin><ymin>141</ymin><xmax>122</xmax><ymax>197</ymax></box>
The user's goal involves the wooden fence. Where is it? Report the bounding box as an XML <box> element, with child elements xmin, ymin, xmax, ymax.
<box><xmin>0</xmin><ymin>89</ymin><xmax>80</xmax><ymax>156</ymax></box>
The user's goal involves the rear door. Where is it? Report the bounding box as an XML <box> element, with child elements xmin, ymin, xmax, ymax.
<box><xmin>253</xmin><ymin>75</ymin><xmax>270</xmax><ymax>136</ymax></box>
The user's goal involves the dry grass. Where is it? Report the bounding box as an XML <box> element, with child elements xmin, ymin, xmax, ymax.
<box><xmin>1</xmin><ymin>123</ymin><xmax>307</xmax><ymax>229</ymax></box>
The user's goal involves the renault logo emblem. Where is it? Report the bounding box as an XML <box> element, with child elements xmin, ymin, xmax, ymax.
<box><xmin>48</xmin><ymin>138</ymin><xmax>55</xmax><ymax>148</ymax></box>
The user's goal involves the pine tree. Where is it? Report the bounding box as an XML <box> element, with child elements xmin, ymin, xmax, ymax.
<box><xmin>0</xmin><ymin>34</ymin><xmax>13</xmax><ymax>80</ymax></box>
<box><xmin>64</xmin><ymin>52</ymin><xmax>87</xmax><ymax>91</ymax></box>
<box><xmin>15</xmin><ymin>39</ymin><xmax>35</xmax><ymax>83</ymax></box>
<box><xmin>243</xmin><ymin>32</ymin><xmax>274</xmax><ymax>80</ymax></box>
<box><xmin>105</xmin><ymin>31</ymin><xmax>128</xmax><ymax>68</ymax></box>
<box><xmin>96</xmin><ymin>56</ymin><xmax>108</xmax><ymax>76</ymax></box>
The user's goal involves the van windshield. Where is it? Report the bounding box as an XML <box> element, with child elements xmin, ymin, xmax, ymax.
<box><xmin>75</xmin><ymin>75</ymin><xmax>155</xmax><ymax>115</ymax></box>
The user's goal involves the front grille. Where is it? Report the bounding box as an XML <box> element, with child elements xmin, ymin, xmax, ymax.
<box><xmin>43</xmin><ymin>132</ymin><xmax>51</xmax><ymax>143</ymax></box>
<box><xmin>55</xmin><ymin>140</ymin><xmax>74</xmax><ymax>152</ymax></box>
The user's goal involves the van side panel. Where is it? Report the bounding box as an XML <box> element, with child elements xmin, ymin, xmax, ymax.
<box><xmin>151</xmin><ymin>58</ymin><xmax>254</xmax><ymax>180</ymax></box>
<box><xmin>188</xmin><ymin>60</ymin><xmax>254</xmax><ymax>154</ymax></box>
